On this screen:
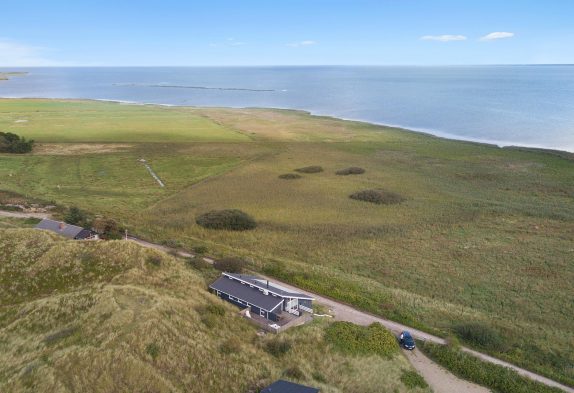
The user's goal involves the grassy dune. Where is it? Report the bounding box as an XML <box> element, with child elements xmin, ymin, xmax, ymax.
<box><xmin>0</xmin><ymin>99</ymin><xmax>572</xmax><ymax>385</ymax></box>
<box><xmin>0</xmin><ymin>229</ymin><xmax>426</xmax><ymax>393</ymax></box>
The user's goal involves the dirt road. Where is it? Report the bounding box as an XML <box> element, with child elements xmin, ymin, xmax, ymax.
<box><xmin>0</xmin><ymin>210</ymin><xmax>50</xmax><ymax>219</ymax></box>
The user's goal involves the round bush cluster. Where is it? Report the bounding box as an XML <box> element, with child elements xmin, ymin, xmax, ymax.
<box><xmin>336</xmin><ymin>167</ymin><xmax>365</xmax><ymax>175</ymax></box>
<box><xmin>294</xmin><ymin>165</ymin><xmax>323</xmax><ymax>174</ymax></box>
<box><xmin>278</xmin><ymin>173</ymin><xmax>302</xmax><ymax>180</ymax></box>
<box><xmin>196</xmin><ymin>209</ymin><xmax>257</xmax><ymax>231</ymax></box>
<box><xmin>349</xmin><ymin>189</ymin><xmax>405</xmax><ymax>205</ymax></box>
<box><xmin>325</xmin><ymin>322</ymin><xmax>398</xmax><ymax>358</ymax></box>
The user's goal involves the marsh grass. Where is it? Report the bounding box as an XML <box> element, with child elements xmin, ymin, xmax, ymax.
<box><xmin>349</xmin><ymin>189</ymin><xmax>406</xmax><ymax>205</ymax></box>
<box><xmin>294</xmin><ymin>166</ymin><xmax>323</xmax><ymax>173</ymax></box>
<box><xmin>0</xmin><ymin>100</ymin><xmax>572</xmax><ymax>385</ymax></box>
<box><xmin>336</xmin><ymin>167</ymin><xmax>365</xmax><ymax>175</ymax></box>
<box><xmin>278</xmin><ymin>173</ymin><xmax>302</xmax><ymax>179</ymax></box>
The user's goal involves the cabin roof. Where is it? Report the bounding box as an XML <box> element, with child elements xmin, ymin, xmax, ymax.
<box><xmin>209</xmin><ymin>275</ymin><xmax>284</xmax><ymax>312</ymax></box>
<box><xmin>223</xmin><ymin>273</ymin><xmax>313</xmax><ymax>300</ymax></box>
<box><xmin>35</xmin><ymin>218</ymin><xmax>86</xmax><ymax>239</ymax></box>
<box><xmin>261</xmin><ymin>380</ymin><xmax>320</xmax><ymax>393</ymax></box>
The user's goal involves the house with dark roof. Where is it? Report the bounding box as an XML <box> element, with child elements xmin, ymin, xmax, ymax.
<box><xmin>209</xmin><ymin>273</ymin><xmax>313</xmax><ymax>322</ymax></box>
<box><xmin>260</xmin><ymin>380</ymin><xmax>320</xmax><ymax>393</ymax></box>
<box><xmin>35</xmin><ymin>218</ymin><xmax>98</xmax><ymax>240</ymax></box>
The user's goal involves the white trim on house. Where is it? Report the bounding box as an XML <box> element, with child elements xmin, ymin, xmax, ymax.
<box><xmin>222</xmin><ymin>273</ymin><xmax>314</xmax><ymax>301</ymax></box>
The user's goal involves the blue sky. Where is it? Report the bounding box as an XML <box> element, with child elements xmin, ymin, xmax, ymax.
<box><xmin>1</xmin><ymin>0</ymin><xmax>573</xmax><ymax>66</ymax></box>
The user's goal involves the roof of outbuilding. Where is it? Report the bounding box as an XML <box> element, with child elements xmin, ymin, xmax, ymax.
<box><xmin>35</xmin><ymin>219</ymin><xmax>85</xmax><ymax>239</ymax></box>
<box><xmin>261</xmin><ymin>380</ymin><xmax>320</xmax><ymax>393</ymax></box>
<box><xmin>209</xmin><ymin>276</ymin><xmax>284</xmax><ymax>312</ymax></box>
<box><xmin>224</xmin><ymin>273</ymin><xmax>313</xmax><ymax>300</ymax></box>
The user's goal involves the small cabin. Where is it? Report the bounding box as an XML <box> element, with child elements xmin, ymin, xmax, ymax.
<box><xmin>35</xmin><ymin>218</ymin><xmax>98</xmax><ymax>240</ymax></box>
<box><xmin>209</xmin><ymin>273</ymin><xmax>313</xmax><ymax>322</ymax></box>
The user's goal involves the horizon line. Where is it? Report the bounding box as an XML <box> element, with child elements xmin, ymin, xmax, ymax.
<box><xmin>2</xmin><ymin>64</ymin><xmax>574</xmax><ymax>68</ymax></box>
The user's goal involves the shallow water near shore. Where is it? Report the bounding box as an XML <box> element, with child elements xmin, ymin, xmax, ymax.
<box><xmin>1</xmin><ymin>66</ymin><xmax>573</xmax><ymax>151</ymax></box>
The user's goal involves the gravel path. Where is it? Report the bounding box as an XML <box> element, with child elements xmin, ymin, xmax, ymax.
<box><xmin>0</xmin><ymin>210</ymin><xmax>50</xmax><ymax>219</ymax></box>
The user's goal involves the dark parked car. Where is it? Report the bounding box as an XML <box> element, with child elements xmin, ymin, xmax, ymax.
<box><xmin>399</xmin><ymin>331</ymin><xmax>415</xmax><ymax>350</ymax></box>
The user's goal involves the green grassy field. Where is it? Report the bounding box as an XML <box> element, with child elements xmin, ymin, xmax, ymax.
<box><xmin>0</xmin><ymin>229</ymin><xmax>427</xmax><ymax>393</ymax></box>
<box><xmin>0</xmin><ymin>99</ymin><xmax>573</xmax><ymax>386</ymax></box>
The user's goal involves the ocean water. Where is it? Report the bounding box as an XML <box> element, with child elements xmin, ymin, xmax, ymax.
<box><xmin>1</xmin><ymin>66</ymin><xmax>573</xmax><ymax>151</ymax></box>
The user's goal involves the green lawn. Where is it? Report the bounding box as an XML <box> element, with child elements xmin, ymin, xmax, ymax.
<box><xmin>0</xmin><ymin>99</ymin><xmax>250</xmax><ymax>142</ymax></box>
<box><xmin>0</xmin><ymin>99</ymin><xmax>572</xmax><ymax>386</ymax></box>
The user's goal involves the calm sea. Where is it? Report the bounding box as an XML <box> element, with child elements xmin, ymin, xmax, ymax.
<box><xmin>1</xmin><ymin>66</ymin><xmax>573</xmax><ymax>151</ymax></box>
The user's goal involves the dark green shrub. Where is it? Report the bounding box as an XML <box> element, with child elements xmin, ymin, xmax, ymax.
<box><xmin>64</xmin><ymin>206</ymin><xmax>90</xmax><ymax>227</ymax></box>
<box><xmin>294</xmin><ymin>166</ymin><xmax>323</xmax><ymax>173</ymax></box>
<box><xmin>312</xmin><ymin>371</ymin><xmax>327</xmax><ymax>384</ymax></box>
<box><xmin>453</xmin><ymin>322</ymin><xmax>504</xmax><ymax>350</ymax></box>
<box><xmin>192</xmin><ymin>245</ymin><xmax>208</xmax><ymax>254</ymax></box>
<box><xmin>196</xmin><ymin>209</ymin><xmax>257</xmax><ymax>231</ymax></box>
<box><xmin>265</xmin><ymin>338</ymin><xmax>293</xmax><ymax>357</ymax></box>
<box><xmin>420</xmin><ymin>341</ymin><xmax>563</xmax><ymax>393</ymax></box>
<box><xmin>283</xmin><ymin>365</ymin><xmax>305</xmax><ymax>380</ymax></box>
<box><xmin>214</xmin><ymin>257</ymin><xmax>247</xmax><ymax>273</ymax></box>
<box><xmin>325</xmin><ymin>322</ymin><xmax>398</xmax><ymax>358</ymax></box>
<box><xmin>146</xmin><ymin>342</ymin><xmax>160</xmax><ymax>360</ymax></box>
<box><xmin>162</xmin><ymin>239</ymin><xmax>182</xmax><ymax>248</ymax></box>
<box><xmin>278</xmin><ymin>173</ymin><xmax>302</xmax><ymax>179</ymax></box>
<box><xmin>0</xmin><ymin>131</ymin><xmax>34</xmax><ymax>153</ymax></box>
<box><xmin>146</xmin><ymin>255</ymin><xmax>162</xmax><ymax>267</ymax></box>
<box><xmin>336</xmin><ymin>167</ymin><xmax>365</xmax><ymax>175</ymax></box>
<box><xmin>349</xmin><ymin>189</ymin><xmax>405</xmax><ymax>205</ymax></box>
<box><xmin>400</xmin><ymin>370</ymin><xmax>428</xmax><ymax>389</ymax></box>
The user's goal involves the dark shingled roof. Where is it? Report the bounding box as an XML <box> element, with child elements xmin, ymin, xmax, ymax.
<box><xmin>225</xmin><ymin>273</ymin><xmax>313</xmax><ymax>300</ymax></box>
<box><xmin>261</xmin><ymin>380</ymin><xmax>319</xmax><ymax>393</ymax></box>
<box><xmin>209</xmin><ymin>276</ymin><xmax>284</xmax><ymax>312</ymax></box>
<box><xmin>35</xmin><ymin>219</ymin><xmax>86</xmax><ymax>239</ymax></box>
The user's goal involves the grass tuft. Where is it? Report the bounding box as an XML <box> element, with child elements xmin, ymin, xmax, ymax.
<box><xmin>196</xmin><ymin>209</ymin><xmax>257</xmax><ymax>231</ymax></box>
<box><xmin>349</xmin><ymin>189</ymin><xmax>406</xmax><ymax>205</ymax></box>
<box><xmin>336</xmin><ymin>167</ymin><xmax>365</xmax><ymax>175</ymax></box>
<box><xmin>294</xmin><ymin>166</ymin><xmax>323</xmax><ymax>173</ymax></box>
<box><xmin>278</xmin><ymin>173</ymin><xmax>302</xmax><ymax>179</ymax></box>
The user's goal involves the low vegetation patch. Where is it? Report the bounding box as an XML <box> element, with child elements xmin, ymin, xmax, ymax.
<box><xmin>294</xmin><ymin>165</ymin><xmax>323</xmax><ymax>173</ymax></box>
<box><xmin>400</xmin><ymin>370</ymin><xmax>428</xmax><ymax>389</ymax></box>
<box><xmin>453</xmin><ymin>322</ymin><xmax>505</xmax><ymax>351</ymax></box>
<box><xmin>349</xmin><ymin>189</ymin><xmax>406</xmax><ymax>205</ymax></box>
<box><xmin>278</xmin><ymin>173</ymin><xmax>302</xmax><ymax>179</ymax></box>
<box><xmin>265</xmin><ymin>338</ymin><xmax>293</xmax><ymax>357</ymax></box>
<box><xmin>336</xmin><ymin>167</ymin><xmax>365</xmax><ymax>175</ymax></box>
<box><xmin>0</xmin><ymin>131</ymin><xmax>34</xmax><ymax>153</ymax></box>
<box><xmin>214</xmin><ymin>257</ymin><xmax>247</xmax><ymax>273</ymax></box>
<box><xmin>420</xmin><ymin>341</ymin><xmax>563</xmax><ymax>393</ymax></box>
<box><xmin>325</xmin><ymin>322</ymin><xmax>398</xmax><ymax>358</ymax></box>
<box><xmin>196</xmin><ymin>209</ymin><xmax>257</xmax><ymax>231</ymax></box>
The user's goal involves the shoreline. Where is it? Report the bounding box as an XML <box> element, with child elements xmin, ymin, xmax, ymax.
<box><xmin>1</xmin><ymin>96</ymin><xmax>573</xmax><ymax>155</ymax></box>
